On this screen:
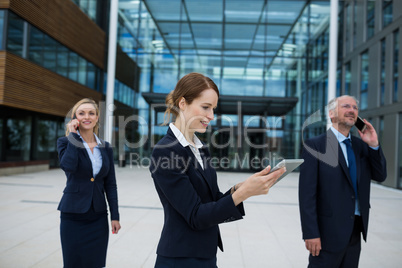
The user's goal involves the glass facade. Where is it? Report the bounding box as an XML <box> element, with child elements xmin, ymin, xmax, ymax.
<box><xmin>117</xmin><ymin>0</ymin><xmax>332</xmax><ymax>163</ymax></box>
<box><xmin>380</xmin><ymin>38</ymin><xmax>386</xmax><ymax>106</ymax></box>
<box><xmin>360</xmin><ymin>50</ymin><xmax>369</xmax><ymax>110</ymax></box>
<box><xmin>345</xmin><ymin>3</ymin><xmax>352</xmax><ymax>52</ymax></box>
<box><xmin>2</xmin><ymin>9</ymin><xmax>136</xmax><ymax>108</ymax></box>
<box><xmin>0</xmin><ymin>10</ymin><xmax>4</xmax><ymax>49</ymax></box>
<box><xmin>383</xmin><ymin>0</ymin><xmax>393</xmax><ymax>28</ymax></box>
<box><xmin>394</xmin><ymin>30</ymin><xmax>399</xmax><ymax>103</ymax></box>
<box><xmin>0</xmin><ymin>107</ymin><xmax>66</xmax><ymax>165</ymax></box>
<box><xmin>72</xmin><ymin>0</ymin><xmax>98</xmax><ymax>22</ymax></box>
<box><xmin>0</xmin><ymin>0</ymin><xmax>401</xmax><ymax>184</ymax></box>
<box><xmin>3</xmin><ymin>10</ymin><xmax>102</xmax><ymax>92</ymax></box>
<box><xmin>353</xmin><ymin>1</ymin><xmax>357</xmax><ymax>48</ymax></box>
<box><xmin>0</xmin><ymin>118</ymin><xmax>3</xmax><ymax>158</ymax></box>
<box><xmin>32</xmin><ymin>119</ymin><xmax>65</xmax><ymax>167</ymax></box>
<box><xmin>399</xmin><ymin>113</ymin><xmax>402</xmax><ymax>189</ymax></box>
<box><xmin>344</xmin><ymin>61</ymin><xmax>351</xmax><ymax>95</ymax></box>
<box><xmin>367</xmin><ymin>0</ymin><xmax>375</xmax><ymax>40</ymax></box>
<box><xmin>6</xmin><ymin>11</ymin><xmax>23</xmax><ymax>57</ymax></box>
<box><xmin>0</xmin><ymin>9</ymin><xmax>137</xmax><ymax>167</ymax></box>
<box><xmin>379</xmin><ymin>116</ymin><xmax>384</xmax><ymax>144</ymax></box>
<box><xmin>6</xmin><ymin>116</ymin><xmax>31</xmax><ymax>162</ymax></box>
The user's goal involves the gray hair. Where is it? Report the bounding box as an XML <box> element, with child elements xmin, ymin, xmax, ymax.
<box><xmin>328</xmin><ymin>95</ymin><xmax>359</xmax><ymax>112</ymax></box>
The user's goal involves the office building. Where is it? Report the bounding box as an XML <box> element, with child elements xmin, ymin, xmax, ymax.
<box><xmin>0</xmin><ymin>0</ymin><xmax>401</xmax><ymax>189</ymax></box>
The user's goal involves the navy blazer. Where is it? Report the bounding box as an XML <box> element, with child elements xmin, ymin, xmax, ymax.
<box><xmin>299</xmin><ymin>130</ymin><xmax>386</xmax><ymax>252</ymax></box>
<box><xmin>57</xmin><ymin>133</ymin><xmax>119</xmax><ymax>221</ymax></box>
<box><xmin>150</xmin><ymin>128</ymin><xmax>245</xmax><ymax>259</ymax></box>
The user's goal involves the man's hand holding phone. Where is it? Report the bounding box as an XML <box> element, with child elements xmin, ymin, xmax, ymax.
<box><xmin>356</xmin><ymin>118</ymin><xmax>379</xmax><ymax>147</ymax></box>
<box><xmin>354</xmin><ymin>116</ymin><xmax>366</xmax><ymax>132</ymax></box>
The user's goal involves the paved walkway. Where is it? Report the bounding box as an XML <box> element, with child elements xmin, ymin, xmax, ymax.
<box><xmin>0</xmin><ymin>166</ymin><xmax>401</xmax><ymax>267</ymax></box>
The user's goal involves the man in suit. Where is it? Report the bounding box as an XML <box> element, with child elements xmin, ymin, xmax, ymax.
<box><xmin>299</xmin><ymin>95</ymin><xmax>387</xmax><ymax>267</ymax></box>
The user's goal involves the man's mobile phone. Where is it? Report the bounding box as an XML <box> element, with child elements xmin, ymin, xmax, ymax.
<box><xmin>355</xmin><ymin>116</ymin><xmax>366</xmax><ymax>132</ymax></box>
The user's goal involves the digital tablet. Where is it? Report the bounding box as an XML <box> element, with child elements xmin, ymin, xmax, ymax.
<box><xmin>268</xmin><ymin>159</ymin><xmax>304</xmax><ymax>186</ymax></box>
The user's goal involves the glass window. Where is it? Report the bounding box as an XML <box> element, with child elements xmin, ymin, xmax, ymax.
<box><xmin>57</xmin><ymin>120</ymin><xmax>65</xmax><ymax>139</ymax></box>
<box><xmin>338</xmin><ymin>6</ymin><xmax>344</xmax><ymax>59</ymax></box>
<box><xmin>29</xmin><ymin>26</ymin><xmax>44</xmax><ymax>65</ymax></box>
<box><xmin>57</xmin><ymin>45</ymin><xmax>69</xmax><ymax>77</ymax></box>
<box><xmin>344</xmin><ymin>62</ymin><xmax>351</xmax><ymax>95</ymax></box>
<box><xmin>77</xmin><ymin>55</ymin><xmax>87</xmax><ymax>85</ymax></box>
<box><xmin>43</xmin><ymin>35</ymin><xmax>57</xmax><ymax>72</ymax></box>
<box><xmin>86</xmin><ymin>62</ymin><xmax>96</xmax><ymax>90</ymax></box>
<box><xmin>0</xmin><ymin>10</ymin><xmax>5</xmax><ymax>49</ymax></box>
<box><xmin>114</xmin><ymin>80</ymin><xmax>119</xmax><ymax>100</ymax></box>
<box><xmin>7</xmin><ymin>11</ymin><xmax>24</xmax><ymax>56</ymax></box>
<box><xmin>88</xmin><ymin>0</ymin><xmax>97</xmax><ymax>21</ymax></box>
<box><xmin>345</xmin><ymin>3</ymin><xmax>351</xmax><ymax>52</ymax></box>
<box><xmin>393</xmin><ymin>30</ymin><xmax>399</xmax><ymax>103</ymax></box>
<box><xmin>382</xmin><ymin>0</ymin><xmax>393</xmax><ymax>28</ymax></box>
<box><xmin>353</xmin><ymin>1</ymin><xmax>357</xmax><ymax>48</ymax></box>
<box><xmin>379</xmin><ymin>116</ymin><xmax>384</xmax><ymax>144</ymax></box>
<box><xmin>35</xmin><ymin>119</ymin><xmax>56</xmax><ymax>161</ymax></box>
<box><xmin>336</xmin><ymin>68</ymin><xmax>341</xmax><ymax>97</ymax></box>
<box><xmin>6</xmin><ymin>116</ymin><xmax>32</xmax><ymax>161</ymax></box>
<box><xmin>0</xmin><ymin>118</ymin><xmax>2</xmax><ymax>158</ymax></box>
<box><xmin>73</xmin><ymin>0</ymin><xmax>97</xmax><ymax>22</ymax></box>
<box><xmin>367</xmin><ymin>0</ymin><xmax>375</xmax><ymax>39</ymax></box>
<box><xmin>399</xmin><ymin>113</ymin><xmax>402</xmax><ymax>189</ymax></box>
<box><xmin>380</xmin><ymin>38</ymin><xmax>386</xmax><ymax>106</ymax></box>
<box><xmin>68</xmin><ymin>50</ymin><xmax>79</xmax><ymax>81</ymax></box>
<box><xmin>360</xmin><ymin>51</ymin><xmax>369</xmax><ymax>110</ymax></box>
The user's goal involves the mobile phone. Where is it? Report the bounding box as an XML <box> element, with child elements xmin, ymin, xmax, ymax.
<box><xmin>72</xmin><ymin>114</ymin><xmax>79</xmax><ymax>130</ymax></box>
<box><xmin>354</xmin><ymin>116</ymin><xmax>366</xmax><ymax>132</ymax></box>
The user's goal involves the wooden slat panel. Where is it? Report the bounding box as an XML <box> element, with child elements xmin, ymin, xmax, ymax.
<box><xmin>0</xmin><ymin>52</ymin><xmax>102</xmax><ymax>117</ymax></box>
<box><xmin>0</xmin><ymin>0</ymin><xmax>10</xmax><ymax>8</ymax></box>
<box><xmin>8</xmin><ymin>0</ymin><xmax>105</xmax><ymax>69</ymax></box>
<box><xmin>0</xmin><ymin>52</ymin><xmax>5</xmax><ymax>101</ymax></box>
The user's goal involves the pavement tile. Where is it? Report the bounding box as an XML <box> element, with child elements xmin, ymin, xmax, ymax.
<box><xmin>0</xmin><ymin>166</ymin><xmax>401</xmax><ymax>268</ymax></box>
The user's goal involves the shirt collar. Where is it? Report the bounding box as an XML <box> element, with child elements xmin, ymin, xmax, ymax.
<box><xmin>77</xmin><ymin>130</ymin><xmax>102</xmax><ymax>145</ymax></box>
<box><xmin>330</xmin><ymin>126</ymin><xmax>351</xmax><ymax>143</ymax></box>
<box><xmin>169</xmin><ymin>123</ymin><xmax>203</xmax><ymax>149</ymax></box>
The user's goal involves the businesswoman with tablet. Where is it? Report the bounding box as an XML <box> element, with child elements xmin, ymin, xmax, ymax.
<box><xmin>149</xmin><ymin>72</ymin><xmax>285</xmax><ymax>267</ymax></box>
<box><xmin>57</xmin><ymin>98</ymin><xmax>121</xmax><ymax>268</ymax></box>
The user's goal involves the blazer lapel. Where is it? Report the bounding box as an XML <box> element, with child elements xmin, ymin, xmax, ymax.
<box><xmin>77</xmin><ymin>139</ymin><xmax>93</xmax><ymax>173</ymax></box>
<box><xmin>186</xmin><ymin>146</ymin><xmax>215</xmax><ymax>196</ymax></box>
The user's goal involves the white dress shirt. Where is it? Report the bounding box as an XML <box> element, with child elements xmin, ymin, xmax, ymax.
<box><xmin>169</xmin><ymin>123</ymin><xmax>204</xmax><ymax>169</ymax></box>
<box><xmin>77</xmin><ymin>130</ymin><xmax>103</xmax><ymax>177</ymax></box>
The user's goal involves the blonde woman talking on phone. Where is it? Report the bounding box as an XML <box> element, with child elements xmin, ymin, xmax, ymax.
<box><xmin>57</xmin><ymin>98</ymin><xmax>120</xmax><ymax>268</ymax></box>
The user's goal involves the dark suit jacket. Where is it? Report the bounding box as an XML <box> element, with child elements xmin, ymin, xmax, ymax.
<box><xmin>150</xmin><ymin>128</ymin><xmax>245</xmax><ymax>259</ymax></box>
<box><xmin>299</xmin><ymin>130</ymin><xmax>386</xmax><ymax>252</ymax></box>
<box><xmin>57</xmin><ymin>133</ymin><xmax>119</xmax><ymax>221</ymax></box>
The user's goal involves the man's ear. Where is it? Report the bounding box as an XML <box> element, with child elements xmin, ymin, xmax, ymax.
<box><xmin>328</xmin><ymin>109</ymin><xmax>335</xmax><ymax>123</ymax></box>
<box><xmin>178</xmin><ymin>97</ymin><xmax>186</xmax><ymax>110</ymax></box>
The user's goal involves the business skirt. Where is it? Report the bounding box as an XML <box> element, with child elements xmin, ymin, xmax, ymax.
<box><xmin>60</xmin><ymin>206</ymin><xmax>108</xmax><ymax>268</ymax></box>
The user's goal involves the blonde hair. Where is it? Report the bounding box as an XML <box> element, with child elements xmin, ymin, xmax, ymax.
<box><xmin>164</xmin><ymin>72</ymin><xmax>219</xmax><ymax>125</ymax></box>
<box><xmin>65</xmin><ymin>98</ymin><xmax>100</xmax><ymax>136</ymax></box>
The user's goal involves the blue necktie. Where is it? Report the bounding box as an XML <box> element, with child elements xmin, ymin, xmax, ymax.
<box><xmin>343</xmin><ymin>139</ymin><xmax>359</xmax><ymax>215</ymax></box>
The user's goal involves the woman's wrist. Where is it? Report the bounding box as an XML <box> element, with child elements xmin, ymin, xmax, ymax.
<box><xmin>231</xmin><ymin>183</ymin><xmax>238</xmax><ymax>194</ymax></box>
<box><xmin>232</xmin><ymin>188</ymin><xmax>247</xmax><ymax>206</ymax></box>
